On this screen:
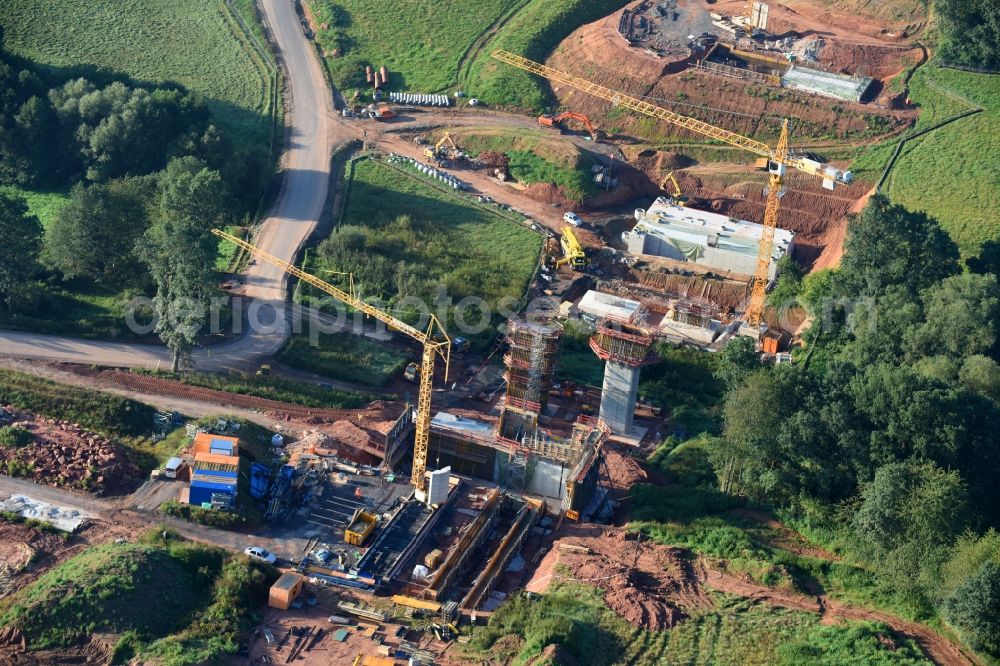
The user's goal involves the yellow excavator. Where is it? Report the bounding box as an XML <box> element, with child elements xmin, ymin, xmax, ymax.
<box><xmin>424</xmin><ymin>132</ymin><xmax>460</xmax><ymax>163</ymax></box>
<box><xmin>659</xmin><ymin>171</ymin><xmax>689</xmax><ymax>206</ymax></box>
<box><xmin>211</xmin><ymin>228</ymin><xmax>450</xmax><ymax>502</ymax></box>
<box><xmin>554</xmin><ymin>226</ymin><xmax>589</xmax><ymax>269</ymax></box>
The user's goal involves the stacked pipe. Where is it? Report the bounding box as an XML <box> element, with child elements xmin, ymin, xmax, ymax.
<box><xmin>388</xmin><ymin>92</ymin><xmax>450</xmax><ymax>107</ymax></box>
<box><xmin>385</xmin><ymin>154</ymin><xmax>467</xmax><ymax>190</ymax></box>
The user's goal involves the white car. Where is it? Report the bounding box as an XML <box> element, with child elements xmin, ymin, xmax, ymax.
<box><xmin>563</xmin><ymin>211</ymin><xmax>582</xmax><ymax>226</ymax></box>
<box><xmin>244</xmin><ymin>546</ymin><xmax>277</xmax><ymax>564</ymax></box>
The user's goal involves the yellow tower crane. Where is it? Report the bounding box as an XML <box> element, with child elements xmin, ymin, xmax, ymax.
<box><xmin>211</xmin><ymin>228</ymin><xmax>450</xmax><ymax>500</ymax></box>
<box><xmin>490</xmin><ymin>49</ymin><xmax>852</xmax><ymax>329</ymax></box>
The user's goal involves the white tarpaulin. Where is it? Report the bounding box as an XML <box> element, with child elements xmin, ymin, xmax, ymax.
<box><xmin>0</xmin><ymin>494</ymin><xmax>90</xmax><ymax>532</ymax></box>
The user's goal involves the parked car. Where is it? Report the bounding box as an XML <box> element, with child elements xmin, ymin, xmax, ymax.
<box><xmin>244</xmin><ymin>546</ymin><xmax>277</xmax><ymax>564</ymax></box>
<box><xmin>563</xmin><ymin>211</ymin><xmax>583</xmax><ymax>226</ymax></box>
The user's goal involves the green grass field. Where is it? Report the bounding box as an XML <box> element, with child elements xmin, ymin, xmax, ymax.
<box><xmin>467</xmin><ymin>581</ymin><xmax>928</xmax><ymax>665</ymax></box>
<box><xmin>0</xmin><ymin>543</ymin><xmax>214</xmax><ymax>648</ymax></box>
<box><xmin>0</xmin><ymin>187</ymin><xmax>70</xmax><ymax>230</ymax></box>
<box><xmin>309</xmin><ymin>0</ymin><xmax>629</xmax><ymax>109</ymax></box>
<box><xmin>458</xmin><ymin>131</ymin><xmax>598</xmax><ymax>201</ymax></box>
<box><xmin>278</xmin><ymin>333</ymin><xmax>408</xmax><ymax>387</ymax></box>
<box><xmin>0</xmin><ymin>0</ymin><xmax>272</xmax><ymax>149</ymax></box>
<box><xmin>0</xmin><ymin>532</ymin><xmax>276</xmax><ymax>664</ymax></box>
<box><xmin>309</xmin><ymin>0</ymin><xmax>522</xmax><ymax>93</ymax></box>
<box><xmin>462</xmin><ymin>0</ymin><xmax>632</xmax><ymax>109</ymax></box>
<box><xmin>311</xmin><ymin>156</ymin><xmax>540</xmax><ymax>309</ymax></box>
<box><xmin>850</xmin><ymin>65</ymin><xmax>1000</xmax><ymax>259</ymax></box>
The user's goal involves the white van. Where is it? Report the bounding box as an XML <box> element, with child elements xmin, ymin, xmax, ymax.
<box><xmin>563</xmin><ymin>211</ymin><xmax>582</xmax><ymax>226</ymax></box>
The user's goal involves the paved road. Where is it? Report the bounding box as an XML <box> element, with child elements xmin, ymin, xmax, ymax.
<box><xmin>0</xmin><ymin>0</ymin><xmax>334</xmax><ymax>373</ymax></box>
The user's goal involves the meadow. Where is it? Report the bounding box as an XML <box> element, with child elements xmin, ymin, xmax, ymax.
<box><xmin>457</xmin><ymin>130</ymin><xmax>598</xmax><ymax>201</ymax></box>
<box><xmin>850</xmin><ymin>65</ymin><xmax>1000</xmax><ymax>259</ymax></box>
<box><xmin>0</xmin><ymin>0</ymin><xmax>273</xmax><ymax>149</ymax></box>
<box><xmin>309</xmin><ymin>0</ymin><xmax>522</xmax><ymax>94</ymax></box>
<box><xmin>308</xmin><ymin>157</ymin><xmax>541</xmax><ymax>312</ymax></box>
<box><xmin>0</xmin><ymin>531</ymin><xmax>276</xmax><ymax>664</ymax></box>
<box><xmin>467</xmin><ymin>581</ymin><xmax>929</xmax><ymax>665</ymax></box>
<box><xmin>308</xmin><ymin>0</ymin><xmax>630</xmax><ymax>109</ymax></box>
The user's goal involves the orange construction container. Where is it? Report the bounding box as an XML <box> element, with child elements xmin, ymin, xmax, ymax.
<box><xmin>268</xmin><ymin>572</ymin><xmax>305</xmax><ymax>610</ymax></box>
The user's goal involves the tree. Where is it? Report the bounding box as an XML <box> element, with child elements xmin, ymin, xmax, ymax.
<box><xmin>844</xmin><ymin>286</ymin><xmax>923</xmax><ymax>366</ymax></box>
<box><xmin>140</xmin><ymin>159</ymin><xmax>227</xmax><ymax>371</ymax></box>
<box><xmin>906</xmin><ymin>273</ymin><xmax>1000</xmax><ymax>360</ymax></box>
<box><xmin>936</xmin><ymin>0</ymin><xmax>1000</xmax><ymax>70</ymax></box>
<box><xmin>766</xmin><ymin>254</ymin><xmax>804</xmax><ymax>308</ymax></box>
<box><xmin>140</xmin><ymin>216</ymin><xmax>218</xmax><ymax>371</ymax></box>
<box><xmin>837</xmin><ymin>194</ymin><xmax>960</xmax><ymax>298</ymax></box>
<box><xmin>944</xmin><ymin>561</ymin><xmax>1000</xmax><ymax>656</ymax></box>
<box><xmin>967</xmin><ymin>238</ymin><xmax>1000</xmax><ymax>276</ymax></box>
<box><xmin>853</xmin><ymin>461</ymin><xmax>969</xmax><ymax>597</ymax></box>
<box><xmin>959</xmin><ymin>355</ymin><xmax>1000</xmax><ymax>402</ymax></box>
<box><xmin>46</xmin><ymin>178</ymin><xmax>151</xmax><ymax>282</ymax></box>
<box><xmin>0</xmin><ymin>192</ymin><xmax>42</xmax><ymax>313</ymax></box>
<box><xmin>157</xmin><ymin>156</ymin><xmax>228</xmax><ymax>223</ymax></box>
<box><xmin>715</xmin><ymin>335</ymin><xmax>761</xmax><ymax>390</ymax></box>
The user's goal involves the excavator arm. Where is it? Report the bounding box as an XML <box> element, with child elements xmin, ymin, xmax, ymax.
<box><xmin>551</xmin><ymin>111</ymin><xmax>597</xmax><ymax>140</ymax></box>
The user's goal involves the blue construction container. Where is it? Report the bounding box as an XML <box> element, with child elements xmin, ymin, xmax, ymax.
<box><xmin>189</xmin><ymin>478</ymin><xmax>237</xmax><ymax>506</ymax></box>
<box><xmin>249</xmin><ymin>463</ymin><xmax>271</xmax><ymax>500</ymax></box>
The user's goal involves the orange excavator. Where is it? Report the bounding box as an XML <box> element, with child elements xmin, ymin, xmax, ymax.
<box><xmin>538</xmin><ymin>111</ymin><xmax>597</xmax><ymax>141</ymax></box>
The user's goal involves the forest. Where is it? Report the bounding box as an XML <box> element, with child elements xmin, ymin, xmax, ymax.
<box><xmin>701</xmin><ymin>194</ymin><xmax>1000</xmax><ymax>655</ymax></box>
<box><xmin>0</xmin><ymin>32</ymin><xmax>269</xmax><ymax>366</ymax></box>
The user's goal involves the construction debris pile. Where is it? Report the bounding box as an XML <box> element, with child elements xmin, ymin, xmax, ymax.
<box><xmin>618</xmin><ymin>0</ymin><xmax>715</xmax><ymax>57</ymax></box>
<box><xmin>787</xmin><ymin>36</ymin><xmax>824</xmax><ymax>62</ymax></box>
<box><xmin>0</xmin><ymin>407</ymin><xmax>139</xmax><ymax>495</ymax></box>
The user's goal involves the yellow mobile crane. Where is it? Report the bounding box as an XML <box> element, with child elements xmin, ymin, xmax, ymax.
<box><xmin>491</xmin><ymin>49</ymin><xmax>852</xmax><ymax>329</ymax></box>
<box><xmin>211</xmin><ymin>229</ymin><xmax>450</xmax><ymax>500</ymax></box>
<box><xmin>555</xmin><ymin>226</ymin><xmax>589</xmax><ymax>269</ymax></box>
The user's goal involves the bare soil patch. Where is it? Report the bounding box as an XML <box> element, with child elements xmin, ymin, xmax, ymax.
<box><xmin>534</xmin><ymin>526</ymin><xmax>712</xmax><ymax>631</ymax></box>
<box><xmin>0</xmin><ymin>407</ymin><xmax>140</xmax><ymax>496</ymax></box>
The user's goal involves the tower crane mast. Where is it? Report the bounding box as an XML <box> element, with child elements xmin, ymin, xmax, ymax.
<box><xmin>211</xmin><ymin>228</ymin><xmax>450</xmax><ymax>499</ymax></box>
<box><xmin>491</xmin><ymin>49</ymin><xmax>851</xmax><ymax>328</ymax></box>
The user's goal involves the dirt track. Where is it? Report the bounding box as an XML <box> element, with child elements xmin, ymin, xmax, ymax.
<box><xmin>528</xmin><ymin>522</ymin><xmax>977</xmax><ymax>666</ymax></box>
<box><xmin>699</xmin><ymin>565</ymin><xmax>979</xmax><ymax>666</ymax></box>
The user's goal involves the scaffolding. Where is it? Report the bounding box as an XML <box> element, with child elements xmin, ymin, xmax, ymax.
<box><xmin>502</xmin><ymin>318</ymin><xmax>560</xmax><ymax>408</ymax></box>
<box><xmin>589</xmin><ymin>319</ymin><xmax>657</xmax><ymax>368</ymax></box>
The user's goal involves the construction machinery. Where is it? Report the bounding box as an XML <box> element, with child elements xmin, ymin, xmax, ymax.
<box><xmin>211</xmin><ymin>229</ymin><xmax>450</xmax><ymax>501</ymax></box>
<box><xmin>659</xmin><ymin>170</ymin><xmax>689</xmax><ymax>206</ymax></box>
<box><xmin>555</xmin><ymin>226</ymin><xmax>589</xmax><ymax>269</ymax></box>
<box><xmin>491</xmin><ymin>49</ymin><xmax>852</xmax><ymax>330</ymax></box>
<box><xmin>538</xmin><ymin>111</ymin><xmax>598</xmax><ymax>141</ymax></box>
<box><xmin>424</xmin><ymin>132</ymin><xmax>461</xmax><ymax>162</ymax></box>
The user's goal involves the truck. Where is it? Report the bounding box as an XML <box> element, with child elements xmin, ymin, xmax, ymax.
<box><xmin>404</xmin><ymin>362</ymin><xmax>420</xmax><ymax>382</ymax></box>
<box><xmin>345</xmin><ymin>510</ymin><xmax>377</xmax><ymax>546</ymax></box>
<box><xmin>163</xmin><ymin>457</ymin><xmax>186</xmax><ymax>480</ymax></box>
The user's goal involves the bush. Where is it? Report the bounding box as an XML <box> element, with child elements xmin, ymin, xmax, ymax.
<box><xmin>160</xmin><ymin>500</ymin><xmax>249</xmax><ymax>530</ymax></box>
<box><xmin>142</xmin><ymin>556</ymin><xmax>277</xmax><ymax>665</ymax></box>
<box><xmin>777</xmin><ymin>622</ymin><xmax>928</xmax><ymax>665</ymax></box>
<box><xmin>944</xmin><ymin>560</ymin><xmax>1000</xmax><ymax>655</ymax></box>
<box><xmin>0</xmin><ymin>368</ymin><xmax>154</xmax><ymax>437</ymax></box>
<box><xmin>0</xmin><ymin>425</ymin><xmax>32</xmax><ymax>448</ymax></box>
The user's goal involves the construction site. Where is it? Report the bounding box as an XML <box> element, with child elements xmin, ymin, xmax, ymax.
<box><xmin>2</xmin><ymin>0</ymin><xmax>984</xmax><ymax>663</ymax></box>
